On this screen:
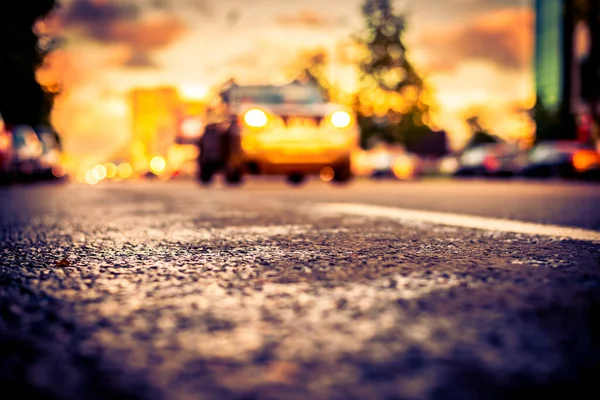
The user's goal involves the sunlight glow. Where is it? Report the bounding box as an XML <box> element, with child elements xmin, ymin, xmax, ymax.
<box><xmin>179</xmin><ymin>84</ymin><xmax>208</xmax><ymax>101</ymax></box>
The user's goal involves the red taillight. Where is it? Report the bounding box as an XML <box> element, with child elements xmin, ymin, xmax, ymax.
<box><xmin>572</xmin><ymin>150</ymin><xmax>599</xmax><ymax>172</ymax></box>
<box><xmin>483</xmin><ymin>155</ymin><xmax>500</xmax><ymax>172</ymax></box>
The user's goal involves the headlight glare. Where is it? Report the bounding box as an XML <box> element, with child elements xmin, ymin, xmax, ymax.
<box><xmin>331</xmin><ymin>111</ymin><xmax>352</xmax><ymax>128</ymax></box>
<box><xmin>244</xmin><ymin>109</ymin><xmax>268</xmax><ymax>128</ymax></box>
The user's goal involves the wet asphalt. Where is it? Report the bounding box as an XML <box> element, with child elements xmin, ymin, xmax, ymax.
<box><xmin>0</xmin><ymin>178</ymin><xmax>599</xmax><ymax>400</ymax></box>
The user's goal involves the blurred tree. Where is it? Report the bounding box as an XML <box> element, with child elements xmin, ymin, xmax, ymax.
<box><xmin>284</xmin><ymin>1</ymin><xmax>445</xmax><ymax>155</ymax></box>
<box><xmin>292</xmin><ymin>50</ymin><xmax>332</xmax><ymax>102</ymax></box>
<box><xmin>0</xmin><ymin>0</ymin><xmax>58</xmax><ymax>127</ymax></box>
<box><xmin>354</xmin><ymin>0</ymin><xmax>439</xmax><ymax>152</ymax></box>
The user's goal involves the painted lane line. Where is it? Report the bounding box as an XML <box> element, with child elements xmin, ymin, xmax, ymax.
<box><xmin>315</xmin><ymin>203</ymin><xmax>600</xmax><ymax>243</ymax></box>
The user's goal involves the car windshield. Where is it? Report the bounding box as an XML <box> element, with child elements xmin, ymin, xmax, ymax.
<box><xmin>231</xmin><ymin>84</ymin><xmax>324</xmax><ymax>105</ymax></box>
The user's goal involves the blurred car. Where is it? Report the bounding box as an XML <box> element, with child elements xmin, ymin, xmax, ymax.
<box><xmin>518</xmin><ymin>140</ymin><xmax>600</xmax><ymax>179</ymax></box>
<box><xmin>198</xmin><ymin>81</ymin><xmax>359</xmax><ymax>185</ymax></box>
<box><xmin>367</xmin><ymin>146</ymin><xmax>398</xmax><ymax>178</ymax></box>
<box><xmin>0</xmin><ymin>124</ymin><xmax>12</xmax><ymax>184</ymax></box>
<box><xmin>5</xmin><ymin>124</ymin><xmax>44</xmax><ymax>181</ymax></box>
<box><xmin>367</xmin><ymin>144</ymin><xmax>419</xmax><ymax>180</ymax></box>
<box><xmin>438</xmin><ymin>154</ymin><xmax>461</xmax><ymax>176</ymax></box>
<box><xmin>34</xmin><ymin>125</ymin><xmax>63</xmax><ymax>179</ymax></box>
<box><xmin>454</xmin><ymin>143</ymin><xmax>524</xmax><ymax>178</ymax></box>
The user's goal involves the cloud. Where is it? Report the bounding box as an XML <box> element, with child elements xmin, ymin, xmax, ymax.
<box><xmin>416</xmin><ymin>7</ymin><xmax>534</xmax><ymax>73</ymax></box>
<box><xmin>103</xmin><ymin>16</ymin><xmax>187</xmax><ymax>51</ymax></box>
<box><xmin>226</xmin><ymin>8</ymin><xmax>241</xmax><ymax>27</ymax></box>
<box><xmin>122</xmin><ymin>50</ymin><xmax>159</xmax><ymax>68</ymax></box>
<box><xmin>59</xmin><ymin>0</ymin><xmax>187</xmax><ymax>67</ymax></box>
<box><xmin>61</xmin><ymin>0</ymin><xmax>141</xmax><ymax>29</ymax></box>
<box><xmin>275</xmin><ymin>9</ymin><xmax>346</xmax><ymax>29</ymax></box>
<box><xmin>208</xmin><ymin>39</ymin><xmax>308</xmax><ymax>84</ymax></box>
<box><xmin>149</xmin><ymin>0</ymin><xmax>213</xmax><ymax>15</ymax></box>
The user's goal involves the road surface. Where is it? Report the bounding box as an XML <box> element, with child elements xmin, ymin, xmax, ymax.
<box><xmin>0</xmin><ymin>178</ymin><xmax>599</xmax><ymax>400</ymax></box>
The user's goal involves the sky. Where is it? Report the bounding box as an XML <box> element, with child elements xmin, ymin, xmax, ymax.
<box><xmin>38</xmin><ymin>0</ymin><xmax>535</xmax><ymax>167</ymax></box>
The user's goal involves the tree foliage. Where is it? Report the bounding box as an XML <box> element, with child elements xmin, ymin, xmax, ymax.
<box><xmin>0</xmin><ymin>1</ymin><xmax>58</xmax><ymax>126</ymax></box>
<box><xmin>290</xmin><ymin>50</ymin><xmax>332</xmax><ymax>102</ymax></box>
<box><xmin>354</xmin><ymin>0</ymin><xmax>442</xmax><ymax>153</ymax></box>
<box><xmin>359</xmin><ymin>0</ymin><xmax>422</xmax><ymax>93</ymax></box>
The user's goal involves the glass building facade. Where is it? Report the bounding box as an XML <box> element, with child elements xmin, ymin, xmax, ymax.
<box><xmin>534</xmin><ymin>0</ymin><xmax>564</xmax><ymax>113</ymax></box>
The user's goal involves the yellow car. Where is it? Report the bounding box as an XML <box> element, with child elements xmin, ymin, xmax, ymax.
<box><xmin>198</xmin><ymin>81</ymin><xmax>359</xmax><ymax>185</ymax></box>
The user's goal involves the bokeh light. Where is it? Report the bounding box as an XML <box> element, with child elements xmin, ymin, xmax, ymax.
<box><xmin>392</xmin><ymin>157</ymin><xmax>415</xmax><ymax>180</ymax></box>
<box><xmin>150</xmin><ymin>156</ymin><xmax>167</xmax><ymax>174</ymax></box>
<box><xmin>51</xmin><ymin>164</ymin><xmax>66</xmax><ymax>178</ymax></box>
<box><xmin>105</xmin><ymin>163</ymin><xmax>117</xmax><ymax>179</ymax></box>
<box><xmin>331</xmin><ymin>111</ymin><xmax>351</xmax><ymax>128</ymax></box>
<box><xmin>320</xmin><ymin>167</ymin><xmax>335</xmax><ymax>182</ymax></box>
<box><xmin>85</xmin><ymin>170</ymin><xmax>98</xmax><ymax>185</ymax></box>
<box><xmin>244</xmin><ymin>109</ymin><xmax>268</xmax><ymax>128</ymax></box>
<box><xmin>117</xmin><ymin>163</ymin><xmax>133</xmax><ymax>179</ymax></box>
<box><xmin>92</xmin><ymin>165</ymin><xmax>107</xmax><ymax>181</ymax></box>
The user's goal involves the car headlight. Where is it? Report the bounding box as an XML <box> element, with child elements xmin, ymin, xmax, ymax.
<box><xmin>330</xmin><ymin>111</ymin><xmax>352</xmax><ymax>128</ymax></box>
<box><xmin>244</xmin><ymin>109</ymin><xmax>268</xmax><ymax>128</ymax></box>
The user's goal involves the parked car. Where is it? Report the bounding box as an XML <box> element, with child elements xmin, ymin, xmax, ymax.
<box><xmin>518</xmin><ymin>140</ymin><xmax>600</xmax><ymax>179</ymax></box>
<box><xmin>367</xmin><ymin>145</ymin><xmax>400</xmax><ymax>179</ymax></box>
<box><xmin>438</xmin><ymin>154</ymin><xmax>461</xmax><ymax>176</ymax></box>
<box><xmin>34</xmin><ymin>125</ymin><xmax>62</xmax><ymax>179</ymax></box>
<box><xmin>6</xmin><ymin>125</ymin><xmax>44</xmax><ymax>181</ymax></box>
<box><xmin>0</xmin><ymin>124</ymin><xmax>12</xmax><ymax>185</ymax></box>
<box><xmin>454</xmin><ymin>143</ymin><xmax>525</xmax><ymax>177</ymax></box>
<box><xmin>198</xmin><ymin>80</ymin><xmax>359</xmax><ymax>185</ymax></box>
<box><xmin>367</xmin><ymin>144</ymin><xmax>419</xmax><ymax>180</ymax></box>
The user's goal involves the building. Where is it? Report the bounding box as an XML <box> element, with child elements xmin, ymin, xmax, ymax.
<box><xmin>129</xmin><ymin>87</ymin><xmax>181</xmax><ymax>172</ymax></box>
<box><xmin>129</xmin><ymin>86</ymin><xmax>206</xmax><ymax>176</ymax></box>
<box><xmin>534</xmin><ymin>0</ymin><xmax>575</xmax><ymax>141</ymax></box>
<box><xmin>535</xmin><ymin>0</ymin><xmax>567</xmax><ymax>113</ymax></box>
<box><xmin>534</xmin><ymin>0</ymin><xmax>598</xmax><ymax>143</ymax></box>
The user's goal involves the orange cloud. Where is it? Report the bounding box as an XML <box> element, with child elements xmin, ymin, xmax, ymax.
<box><xmin>276</xmin><ymin>9</ymin><xmax>346</xmax><ymax>29</ymax></box>
<box><xmin>416</xmin><ymin>7</ymin><xmax>534</xmax><ymax>73</ymax></box>
<box><xmin>58</xmin><ymin>0</ymin><xmax>187</xmax><ymax>68</ymax></box>
<box><xmin>105</xmin><ymin>16</ymin><xmax>187</xmax><ymax>52</ymax></box>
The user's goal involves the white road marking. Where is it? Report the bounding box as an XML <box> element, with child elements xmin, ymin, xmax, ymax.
<box><xmin>316</xmin><ymin>203</ymin><xmax>600</xmax><ymax>243</ymax></box>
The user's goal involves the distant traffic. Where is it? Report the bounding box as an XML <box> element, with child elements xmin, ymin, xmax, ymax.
<box><xmin>2</xmin><ymin>82</ymin><xmax>599</xmax><ymax>186</ymax></box>
<box><xmin>0</xmin><ymin>121</ymin><xmax>66</xmax><ymax>185</ymax></box>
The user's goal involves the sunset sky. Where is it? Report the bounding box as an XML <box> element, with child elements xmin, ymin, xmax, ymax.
<box><xmin>38</xmin><ymin>0</ymin><xmax>535</xmax><ymax>168</ymax></box>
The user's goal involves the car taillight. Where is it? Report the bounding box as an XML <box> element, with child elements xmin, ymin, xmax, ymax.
<box><xmin>572</xmin><ymin>150</ymin><xmax>599</xmax><ymax>172</ymax></box>
<box><xmin>483</xmin><ymin>155</ymin><xmax>500</xmax><ymax>172</ymax></box>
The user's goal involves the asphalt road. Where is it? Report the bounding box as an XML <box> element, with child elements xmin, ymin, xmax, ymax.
<box><xmin>1</xmin><ymin>178</ymin><xmax>599</xmax><ymax>400</ymax></box>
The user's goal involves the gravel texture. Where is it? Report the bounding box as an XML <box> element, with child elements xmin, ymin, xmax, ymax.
<box><xmin>0</xmin><ymin>181</ymin><xmax>599</xmax><ymax>400</ymax></box>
